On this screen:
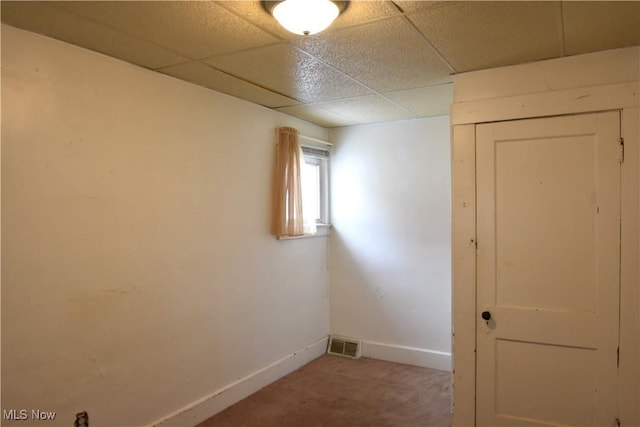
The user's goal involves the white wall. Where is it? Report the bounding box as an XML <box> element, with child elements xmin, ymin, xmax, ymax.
<box><xmin>1</xmin><ymin>25</ymin><xmax>330</xmax><ymax>427</ymax></box>
<box><xmin>328</xmin><ymin>117</ymin><xmax>452</xmax><ymax>370</ymax></box>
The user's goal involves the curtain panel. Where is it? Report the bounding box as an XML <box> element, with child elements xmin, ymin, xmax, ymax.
<box><xmin>271</xmin><ymin>127</ymin><xmax>305</xmax><ymax>237</ymax></box>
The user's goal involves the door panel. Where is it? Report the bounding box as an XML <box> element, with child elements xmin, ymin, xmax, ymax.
<box><xmin>495</xmin><ymin>134</ymin><xmax>597</xmax><ymax>312</ymax></box>
<box><xmin>495</xmin><ymin>339</ymin><xmax>596</xmax><ymax>427</ymax></box>
<box><xmin>476</xmin><ymin>112</ymin><xmax>620</xmax><ymax>427</ymax></box>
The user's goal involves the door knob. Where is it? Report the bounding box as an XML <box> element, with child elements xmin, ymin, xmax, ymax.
<box><xmin>481</xmin><ymin>311</ymin><xmax>491</xmax><ymax>321</ymax></box>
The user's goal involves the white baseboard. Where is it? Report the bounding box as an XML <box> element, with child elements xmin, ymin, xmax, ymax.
<box><xmin>361</xmin><ymin>341</ymin><xmax>451</xmax><ymax>372</ymax></box>
<box><xmin>149</xmin><ymin>336</ymin><xmax>329</xmax><ymax>427</ymax></box>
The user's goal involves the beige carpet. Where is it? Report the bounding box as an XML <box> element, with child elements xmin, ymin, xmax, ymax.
<box><xmin>197</xmin><ymin>355</ymin><xmax>452</xmax><ymax>427</ymax></box>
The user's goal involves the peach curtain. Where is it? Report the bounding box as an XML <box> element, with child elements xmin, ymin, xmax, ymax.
<box><xmin>272</xmin><ymin>127</ymin><xmax>305</xmax><ymax>237</ymax></box>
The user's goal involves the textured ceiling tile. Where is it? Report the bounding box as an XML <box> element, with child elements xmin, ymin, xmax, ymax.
<box><xmin>5</xmin><ymin>0</ymin><xmax>635</xmax><ymax>127</ymax></box>
<box><xmin>313</xmin><ymin>94</ymin><xmax>417</xmax><ymax>124</ymax></box>
<box><xmin>215</xmin><ymin>1</ymin><xmax>291</xmax><ymax>40</ymax></box>
<box><xmin>384</xmin><ymin>83</ymin><xmax>453</xmax><ymax>117</ymax></box>
<box><xmin>158</xmin><ymin>62</ymin><xmax>300</xmax><ymax>108</ymax></box>
<box><xmin>330</xmin><ymin>1</ymin><xmax>403</xmax><ymax>30</ymax></box>
<box><xmin>0</xmin><ymin>1</ymin><xmax>187</xmax><ymax>69</ymax></box>
<box><xmin>294</xmin><ymin>16</ymin><xmax>452</xmax><ymax>92</ymax></box>
<box><xmin>409</xmin><ymin>1</ymin><xmax>564</xmax><ymax>72</ymax></box>
<box><xmin>276</xmin><ymin>105</ymin><xmax>358</xmax><ymax>128</ymax></box>
<box><xmin>563</xmin><ymin>1</ymin><xmax>640</xmax><ymax>55</ymax></box>
<box><xmin>55</xmin><ymin>1</ymin><xmax>279</xmax><ymax>59</ymax></box>
<box><xmin>204</xmin><ymin>43</ymin><xmax>373</xmax><ymax>103</ymax></box>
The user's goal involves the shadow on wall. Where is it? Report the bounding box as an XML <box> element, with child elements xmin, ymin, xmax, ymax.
<box><xmin>329</xmin><ymin>224</ymin><xmax>451</xmax><ymax>354</ymax></box>
<box><xmin>327</xmin><ymin>117</ymin><xmax>453</xmax><ymax>360</ymax></box>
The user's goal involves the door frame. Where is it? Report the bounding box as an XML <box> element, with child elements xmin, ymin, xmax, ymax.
<box><xmin>451</xmin><ymin>55</ymin><xmax>639</xmax><ymax>426</ymax></box>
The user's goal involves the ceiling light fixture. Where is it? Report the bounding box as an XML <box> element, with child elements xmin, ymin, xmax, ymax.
<box><xmin>263</xmin><ymin>0</ymin><xmax>348</xmax><ymax>36</ymax></box>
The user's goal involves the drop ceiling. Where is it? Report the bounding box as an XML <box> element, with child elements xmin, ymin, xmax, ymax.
<box><xmin>2</xmin><ymin>1</ymin><xmax>639</xmax><ymax>128</ymax></box>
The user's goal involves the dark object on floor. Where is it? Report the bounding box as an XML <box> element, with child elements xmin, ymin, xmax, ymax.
<box><xmin>197</xmin><ymin>355</ymin><xmax>452</xmax><ymax>427</ymax></box>
<box><xmin>74</xmin><ymin>411</ymin><xmax>89</xmax><ymax>427</ymax></box>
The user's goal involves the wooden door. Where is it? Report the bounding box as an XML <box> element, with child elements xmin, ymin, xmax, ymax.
<box><xmin>476</xmin><ymin>112</ymin><xmax>621</xmax><ymax>426</ymax></box>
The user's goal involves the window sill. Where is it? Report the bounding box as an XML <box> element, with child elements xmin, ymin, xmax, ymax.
<box><xmin>277</xmin><ymin>224</ymin><xmax>331</xmax><ymax>240</ymax></box>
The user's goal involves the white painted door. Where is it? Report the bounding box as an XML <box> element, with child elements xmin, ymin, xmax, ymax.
<box><xmin>476</xmin><ymin>112</ymin><xmax>621</xmax><ymax>427</ymax></box>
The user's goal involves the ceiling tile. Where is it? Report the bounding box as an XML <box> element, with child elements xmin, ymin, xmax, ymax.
<box><xmin>563</xmin><ymin>1</ymin><xmax>640</xmax><ymax>56</ymax></box>
<box><xmin>384</xmin><ymin>83</ymin><xmax>453</xmax><ymax>117</ymax></box>
<box><xmin>409</xmin><ymin>1</ymin><xmax>564</xmax><ymax>72</ymax></box>
<box><xmin>294</xmin><ymin>16</ymin><xmax>453</xmax><ymax>92</ymax></box>
<box><xmin>275</xmin><ymin>105</ymin><xmax>358</xmax><ymax>128</ymax></box>
<box><xmin>55</xmin><ymin>1</ymin><xmax>279</xmax><ymax>59</ymax></box>
<box><xmin>313</xmin><ymin>94</ymin><xmax>417</xmax><ymax>124</ymax></box>
<box><xmin>215</xmin><ymin>1</ymin><xmax>291</xmax><ymax>40</ymax></box>
<box><xmin>0</xmin><ymin>1</ymin><xmax>188</xmax><ymax>69</ymax></box>
<box><xmin>4</xmin><ymin>0</ymin><xmax>637</xmax><ymax>128</ymax></box>
<box><xmin>158</xmin><ymin>61</ymin><xmax>300</xmax><ymax>109</ymax></box>
<box><xmin>330</xmin><ymin>1</ymin><xmax>403</xmax><ymax>30</ymax></box>
<box><xmin>204</xmin><ymin>43</ymin><xmax>373</xmax><ymax>103</ymax></box>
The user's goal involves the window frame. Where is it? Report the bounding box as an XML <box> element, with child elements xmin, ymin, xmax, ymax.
<box><xmin>301</xmin><ymin>145</ymin><xmax>330</xmax><ymax>227</ymax></box>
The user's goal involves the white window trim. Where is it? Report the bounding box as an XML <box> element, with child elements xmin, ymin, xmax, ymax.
<box><xmin>301</xmin><ymin>145</ymin><xmax>330</xmax><ymax>225</ymax></box>
<box><xmin>277</xmin><ymin>143</ymin><xmax>331</xmax><ymax>240</ymax></box>
<box><xmin>277</xmin><ymin>223</ymin><xmax>331</xmax><ymax>240</ymax></box>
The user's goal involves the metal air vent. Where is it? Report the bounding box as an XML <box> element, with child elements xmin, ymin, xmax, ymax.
<box><xmin>327</xmin><ymin>335</ymin><xmax>361</xmax><ymax>359</ymax></box>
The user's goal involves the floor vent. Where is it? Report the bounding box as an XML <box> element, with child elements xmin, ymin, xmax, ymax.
<box><xmin>327</xmin><ymin>336</ymin><xmax>362</xmax><ymax>359</ymax></box>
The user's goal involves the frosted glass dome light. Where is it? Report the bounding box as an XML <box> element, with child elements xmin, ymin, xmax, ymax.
<box><xmin>272</xmin><ymin>0</ymin><xmax>340</xmax><ymax>36</ymax></box>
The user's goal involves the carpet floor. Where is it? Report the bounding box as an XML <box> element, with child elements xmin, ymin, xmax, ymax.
<box><xmin>196</xmin><ymin>355</ymin><xmax>452</xmax><ymax>427</ymax></box>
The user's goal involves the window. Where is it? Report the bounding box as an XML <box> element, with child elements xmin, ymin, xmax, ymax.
<box><xmin>301</xmin><ymin>146</ymin><xmax>330</xmax><ymax>226</ymax></box>
<box><xmin>271</xmin><ymin>128</ymin><xmax>330</xmax><ymax>239</ymax></box>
